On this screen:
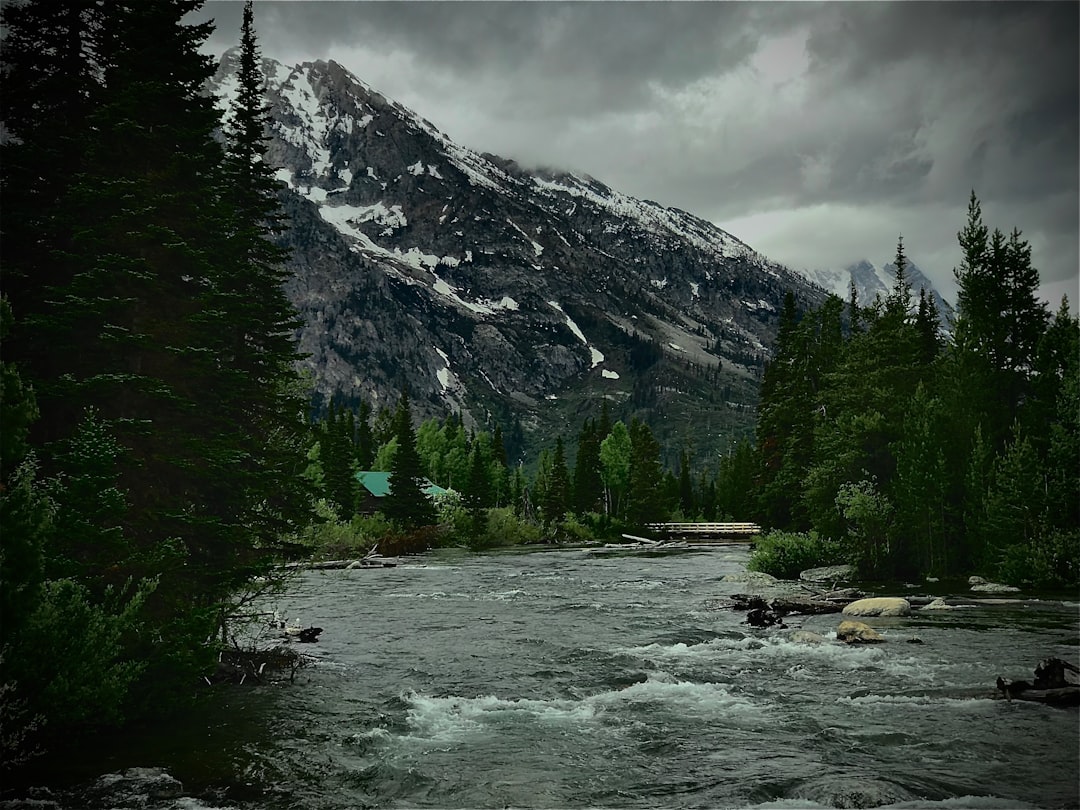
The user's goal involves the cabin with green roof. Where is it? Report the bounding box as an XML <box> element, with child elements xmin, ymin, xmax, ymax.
<box><xmin>355</xmin><ymin>471</ymin><xmax>454</xmax><ymax>514</ymax></box>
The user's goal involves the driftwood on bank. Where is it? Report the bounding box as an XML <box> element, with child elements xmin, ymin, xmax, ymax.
<box><xmin>996</xmin><ymin>657</ymin><xmax>1079</xmax><ymax>706</ymax></box>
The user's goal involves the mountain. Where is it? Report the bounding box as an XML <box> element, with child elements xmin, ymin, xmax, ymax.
<box><xmin>797</xmin><ymin>259</ymin><xmax>953</xmax><ymax>324</ymax></box>
<box><xmin>208</xmin><ymin>50</ymin><xmax>827</xmax><ymax>464</ymax></box>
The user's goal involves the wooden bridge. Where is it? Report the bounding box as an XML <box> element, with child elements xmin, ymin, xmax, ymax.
<box><xmin>645</xmin><ymin>522</ymin><xmax>762</xmax><ymax>542</ymax></box>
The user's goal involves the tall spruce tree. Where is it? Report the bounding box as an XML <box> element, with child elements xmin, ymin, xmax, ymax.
<box><xmin>211</xmin><ymin>0</ymin><xmax>314</xmax><ymax>552</ymax></box>
<box><xmin>626</xmin><ymin>419</ymin><xmax>665</xmax><ymax>528</ymax></box>
<box><xmin>542</xmin><ymin>438</ymin><xmax>570</xmax><ymax>524</ymax></box>
<box><xmin>572</xmin><ymin>417</ymin><xmax>604</xmax><ymax>515</ymax></box>
<box><xmin>383</xmin><ymin>390</ymin><xmax>436</xmax><ymax>529</ymax></box>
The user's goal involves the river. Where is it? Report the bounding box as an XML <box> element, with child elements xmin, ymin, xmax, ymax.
<box><xmin>7</xmin><ymin>545</ymin><xmax>1079</xmax><ymax>810</ymax></box>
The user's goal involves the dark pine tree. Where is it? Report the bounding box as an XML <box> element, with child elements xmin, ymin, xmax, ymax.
<box><xmin>678</xmin><ymin>448</ymin><xmax>695</xmax><ymax>517</ymax></box>
<box><xmin>572</xmin><ymin>417</ymin><xmax>604</xmax><ymax>515</ymax></box>
<box><xmin>383</xmin><ymin>390</ymin><xmax>436</xmax><ymax>529</ymax></box>
<box><xmin>626</xmin><ymin>419</ymin><xmax>665</xmax><ymax>529</ymax></box>
<box><xmin>542</xmin><ymin>437</ymin><xmax>571</xmax><ymax>524</ymax></box>
<box><xmin>356</xmin><ymin>400</ymin><xmax>375</xmax><ymax>469</ymax></box>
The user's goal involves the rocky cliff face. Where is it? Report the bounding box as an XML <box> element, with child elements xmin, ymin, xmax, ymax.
<box><xmin>799</xmin><ymin>259</ymin><xmax>953</xmax><ymax>325</ymax></box>
<box><xmin>209</xmin><ymin>50</ymin><xmax>827</xmax><ymax>463</ymax></box>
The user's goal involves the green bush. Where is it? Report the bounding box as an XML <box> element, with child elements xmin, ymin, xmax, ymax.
<box><xmin>994</xmin><ymin>528</ymin><xmax>1080</xmax><ymax>589</ymax></box>
<box><xmin>553</xmin><ymin>513</ymin><xmax>596</xmax><ymax>545</ymax></box>
<box><xmin>482</xmin><ymin>507</ymin><xmax>542</xmax><ymax>549</ymax></box>
<box><xmin>290</xmin><ymin>500</ymin><xmax>402</xmax><ymax>559</ymax></box>
<box><xmin>748</xmin><ymin>530</ymin><xmax>844</xmax><ymax>580</ymax></box>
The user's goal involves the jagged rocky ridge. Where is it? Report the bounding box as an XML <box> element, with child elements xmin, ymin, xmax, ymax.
<box><xmin>209</xmin><ymin>50</ymin><xmax>827</xmax><ymax>462</ymax></box>
<box><xmin>799</xmin><ymin>259</ymin><xmax>953</xmax><ymax>325</ymax></box>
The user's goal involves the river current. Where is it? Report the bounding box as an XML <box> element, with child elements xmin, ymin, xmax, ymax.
<box><xmin>10</xmin><ymin>545</ymin><xmax>1080</xmax><ymax>809</ymax></box>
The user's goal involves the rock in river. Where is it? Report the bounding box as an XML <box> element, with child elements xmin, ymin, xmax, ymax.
<box><xmin>842</xmin><ymin>597</ymin><xmax>911</xmax><ymax>617</ymax></box>
<box><xmin>837</xmin><ymin>620</ymin><xmax>885</xmax><ymax>644</ymax></box>
<box><xmin>788</xmin><ymin>630</ymin><xmax>827</xmax><ymax>645</ymax></box>
<box><xmin>799</xmin><ymin>564</ymin><xmax>857</xmax><ymax>583</ymax></box>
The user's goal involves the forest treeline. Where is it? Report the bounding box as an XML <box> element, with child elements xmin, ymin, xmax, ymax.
<box><xmin>753</xmin><ymin>210</ymin><xmax>1077</xmax><ymax>586</ymax></box>
<box><xmin>1</xmin><ymin>0</ymin><xmax>1077</xmax><ymax>777</ymax></box>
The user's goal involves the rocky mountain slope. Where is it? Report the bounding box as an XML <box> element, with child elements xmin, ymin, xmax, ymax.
<box><xmin>209</xmin><ymin>50</ymin><xmax>827</xmax><ymax>464</ymax></box>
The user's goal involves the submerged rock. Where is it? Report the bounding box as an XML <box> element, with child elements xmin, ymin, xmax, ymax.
<box><xmin>842</xmin><ymin>597</ymin><xmax>911</xmax><ymax>617</ymax></box>
<box><xmin>837</xmin><ymin>620</ymin><xmax>884</xmax><ymax>644</ymax></box>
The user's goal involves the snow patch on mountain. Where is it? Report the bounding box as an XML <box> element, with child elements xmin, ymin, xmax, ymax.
<box><xmin>508</xmin><ymin>218</ymin><xmax>543</xmax><ymax>257</ymax></box>
<box><xmin>548</xmin><ymin>301</ymin><xmax>604</xmax><ymax>368</ymax></box>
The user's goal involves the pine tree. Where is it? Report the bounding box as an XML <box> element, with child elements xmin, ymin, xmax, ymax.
<box><xmin>542</xmin><ymin>438</ymin><xmax>570</xmax><ymax>524</ymax></box>
<box><xmin>382</xmin><ymin>391</ymin><xmax>436</xmax><ymax>529</ymax></box>
<box><xmin>914</xmin><ymin>288</ymin><xmax>942</xmax><ymax>366</ymax></box>
<box><xmin>572</xmin><ymin>417</ymin><xmax>604</xmax><ymax>515</ymax></box>
<box><xmin>626</xmin><ymin>419</ymin><xmax>665</xmax><ymax>528</ymax></box>
<box><xmin>463</xmin><ymin>442</ymin><xmax>491</xmax><ymax>528</ymax></box>
<box><xmin>678</xmin><ymin>449</ymin><xmax>695</xmax><ymax>517</ymax></box>
<box><xmin>356</xmin><ymin>401</ymin><xmax>375</xmax><ymax>469</ymax></box>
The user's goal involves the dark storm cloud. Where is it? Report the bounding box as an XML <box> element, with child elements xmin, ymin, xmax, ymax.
<box><xmin>197</xmin><ymin>1</ymin><xmax>1078</xmax><ymax>302</ymax></box>
<box><xmin>208</xmin><ymin>1</ymin><xmax>778</xmax><ymax>114</ymax></box>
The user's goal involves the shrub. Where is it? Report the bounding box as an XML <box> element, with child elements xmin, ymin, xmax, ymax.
<box><xmin>994</xmin><ymin>528</ymin><xmax>1080</xmax><ymax>589</ymax></box>
<box><xmin>482</xmin><ymin>507</ymin><xmax>542</xmax><ymax>549</ymax></box>
<box><xmin>553</xmin><ymin>513</ymin><xmax>595</xmax><ymax>545</ymax></box>
<box><xmin>748</xmin><ymin>530</ymin><xmax>844</xmax><ymax>580</ymax></box>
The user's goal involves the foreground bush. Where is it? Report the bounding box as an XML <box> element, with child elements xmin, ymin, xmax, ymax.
<box><xmin>748</xmin><ymin>530</ymin><xmax>844</xmax><ymax>580</ymax></box>
<box><xmin>994</xmin><ymin>528</ymin><xmax>1080</xmax><ymax>589</ymax></box>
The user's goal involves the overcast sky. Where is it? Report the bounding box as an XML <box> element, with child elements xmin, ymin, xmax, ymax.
<box><xmin>197</xmin><ymin>1</ymin><xmax>1079</xmax><ymax>310</ymax></box>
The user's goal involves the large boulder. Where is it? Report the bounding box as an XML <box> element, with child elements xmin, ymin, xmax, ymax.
<box><xmin>837</xmin><ymin>620</ymin><xmax>884</xmax><ymax>644</ymax></box>
<box><xmin>799</xmin><ymin>564</ymin><xmax>857</xmax><ymax>583</ymax></box>
<box><xmin>842</xmin><ymin>597</ymin><xmax>911</xmax><ymax>617</ymax></box>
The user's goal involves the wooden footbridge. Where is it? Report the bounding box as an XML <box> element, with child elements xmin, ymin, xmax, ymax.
<box><xmin>645</xmin><ymin>522</ymin><xmax>762</xmax><ymax>543</ymax></box>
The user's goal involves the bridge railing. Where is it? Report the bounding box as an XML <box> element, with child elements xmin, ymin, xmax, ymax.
<box><xmin>646</xmin><ymin>522</ymin><xmax>762</xmax><ymax>535</ymax></box>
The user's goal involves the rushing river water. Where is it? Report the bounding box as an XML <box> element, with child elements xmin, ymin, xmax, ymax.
<box><xmin>9</xmin><ymin>545</ymin><xmax>1080</xmax><ymax>810</ymax></box>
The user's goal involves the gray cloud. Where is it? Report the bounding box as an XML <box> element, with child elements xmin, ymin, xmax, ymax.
<box><xmin>197</xmin><ymin>1</ymin><xmax>1078</xmax><ymax>307</ymax></box>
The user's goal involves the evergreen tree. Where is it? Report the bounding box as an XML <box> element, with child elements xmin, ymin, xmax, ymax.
<box><xmin>382</xmin><ymin>391</ymin><xmax>436</xmax><ymax>529</ymax></box>
<box><xmin>914</xmin><ymin>288</ymin><xmax>942</xmax><ymax>366</ymax></box>
<box><xmin>463</xmin><ymin>442</ymin><xmax>491</xmax><ymax>528</ymax></box>
<box><xmin>626</xmin><ymin>419</ymin><xmax>665</xmax><ymax>528</ymax></box>
<box><xmin>356</xmin><ymin>401</ymin><xmax>374</xmax><ymax>469</ymax></box>
<box><xmin>318</xmin><ymin>400</ymin><xmax>358</xmax><ymax>517</ymax></box>
<box><xmin>572</xmin><ymin>417</ymin><xmax>603</xmax><ymax>514</ymax></box>
<box><xmin>542</xmin><ymin>438</ymin><xmax>570</xmax><ymax>524</ymax></box>
<box><xmin>677</xmin><ymin>449</ymin><xmax>695</xmax><ymax>516</ymax></box>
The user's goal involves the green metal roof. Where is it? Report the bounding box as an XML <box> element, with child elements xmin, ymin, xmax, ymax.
<box><xmin>356</xmin><ymin>471</ymin><xmax>451</xmax><ymax>498</ymax></box>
